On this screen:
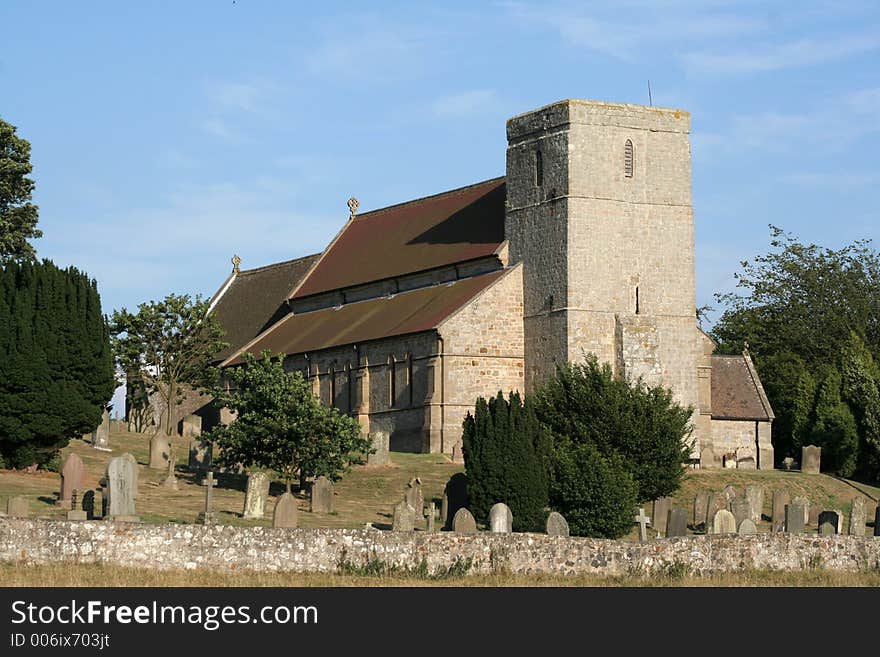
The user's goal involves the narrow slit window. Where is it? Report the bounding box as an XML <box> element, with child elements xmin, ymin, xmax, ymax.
<box><xmin>535</xmin><ymin>149</ymin><xmax>543</xmax><ymax>187</ymax></box>
<box><xmin>635</xmin><ymin>286</ymin><xmax>640</xmax><ymax>314</ymax></box>
<box><xmin>624</xmin><ymin>139</ymin><xmax>634</xmax><ymax>178</ymax></box>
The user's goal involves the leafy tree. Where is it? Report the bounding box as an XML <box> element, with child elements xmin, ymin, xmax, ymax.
<box><xmin>0</xmin><ymin>260</ymin><xmax>114</xmax><ymax>468</ymax></box>
<box><xmin>110</xmin><ymin>293</ymin><xmax>227</xmax><ymax>436</ymax></box>
<box><xmin>549</xmin><ymin>442</ymin><xmax>638</xmax><ymax>539</ymax></box>
<box><xmin>534</xmin><ymin>356</ymin><xmax>693</xmax><ymax>503</ymax></box>
<box><xmin>0</xmin><ymin>117</ymin><xmax>41</xmax><ymax>262</ymax></box>
<box><xmin>461</xmin><ymin>391</ymin><xmax>550</xmax><ymax>531</ymax></box>
<box><xmin>205</xmin><ymin>351</ymin><xmax>373</xmax><ymax>492</ymax></box>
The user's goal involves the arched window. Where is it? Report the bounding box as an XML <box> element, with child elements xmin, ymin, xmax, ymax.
<box><xmin>624</xmin><ymin>139</ymin><xmax>634</xmax><ymax>178</ymax></box>
<box><xmin>388</xmin><ymin>355</ymin><xmax>396</xmax><ymax>409</ymax></box>
<box><xmin>535</xmin><ymin>149</ymin><xmax>543</xmax><ymax>187</ymax></box>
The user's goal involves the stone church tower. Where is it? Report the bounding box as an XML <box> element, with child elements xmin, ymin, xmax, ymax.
<box><xmin>505</xmin><ymin>100</ymin><xmax>706</xmax><ymax>443</ymax></box>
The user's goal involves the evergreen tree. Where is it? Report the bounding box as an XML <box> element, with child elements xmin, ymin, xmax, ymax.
<box><xmin>0</xmin><ymin>117</ymin><xmax>42</xmax><ymax>262</ymax></box>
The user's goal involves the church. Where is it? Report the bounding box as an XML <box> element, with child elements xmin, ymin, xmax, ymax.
<box><xmin>206</xmin><ymin>98</ymin><xmax>774</xmax><ymax>469</ymax></box>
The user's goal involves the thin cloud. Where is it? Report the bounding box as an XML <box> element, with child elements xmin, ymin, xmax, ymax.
<box><xmin>201</xmin><ymin>117</ymin><xmax>237</xmax><ymax>140</ymax></box>
<box><xmin>430</xmin><ymin>90</ymin><xmax>501</xmax><ymax>118</ymax></box>
<box><xmin>204</xmin><ymin>79</ymin><xmax>280</xmax><ymax>114</ymax></box>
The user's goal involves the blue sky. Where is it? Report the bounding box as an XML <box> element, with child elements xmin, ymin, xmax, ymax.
<box><xmin>2</xmin><ymin>0</ymin><xmax>878</xmax><ymax>325</ymax></box>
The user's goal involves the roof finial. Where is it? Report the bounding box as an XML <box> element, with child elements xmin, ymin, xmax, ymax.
<box><xmin>347</xmin><ymin>196</ymin><xmax>360</xmax><ymax>220</ymax></box>
<box><xmin>232</xmin><ymin>254</ymin><xmax>241</xmax><ymax>273</ymax></box>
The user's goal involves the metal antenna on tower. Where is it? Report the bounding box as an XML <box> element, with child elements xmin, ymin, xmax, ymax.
<box><xmin>647</xmin><ymin>80</ymin><xmax>653</xmax><ymax>106</ymax></box>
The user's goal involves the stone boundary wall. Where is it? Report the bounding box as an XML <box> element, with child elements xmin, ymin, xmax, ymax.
<box><xmin>2</xmin><ymin>519</ymin><xmax>880</xmax><ymax>577</ymax></box>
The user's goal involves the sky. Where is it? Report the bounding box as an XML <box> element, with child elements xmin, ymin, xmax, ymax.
<box><xmin>2</xmin><ymin>0</ymin><xmax>878</xmax><ymax>325</ymax></box>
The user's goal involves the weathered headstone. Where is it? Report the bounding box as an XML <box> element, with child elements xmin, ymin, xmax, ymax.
<box><xmin>82</xmin><ymin>490</ymin><xmax>96</xmax><ymax>520</ymax></box>
<box><xmin>705</xmin><ymin>492</ymin><xmax>729</xmax><ymax>528</ymax></box>
<box><xmin>441</xmin><ymin>473</ymin><xmax>468</xmax><ymax>530</ymax></box>
<box><xmin>92</xmin><ymin>408</ymin><xmax>111</xmax><ymax>451</ymax></box>
<box><xmin>452</xmin><ymin>507</ymin><xmax>477</xmax><ymax>533</ymax></box>
<box><xmin>105</xmin><ymin>453</ymin><xmax>138</xmax><ymax>521</ymax></box>
<box><xmin>744</xmin><ymin>485</ymin><xmax>764</xmax><ymax>523</ymax></box>
<box><xmin>426</xmin><ymin>502</ymin><xmax>436</xmax><ymax>532</ymax></box>
<box><xmin>392</xmin><ymin>500</ymin><xmax>416</xmax><ymax>531</ymax></box>
<box><xmin>242</xmin><ymin>471</ymin><xmax>270</xmax><ymax>519</ymax></box>
<box><xmin>310</xmin><ymin>475</ymin><xmax>333</xmax><ymax>513</ymax></box>
<box><xmin>405</xmin><ymin>477</ymin><xmax>424</xmax><ymax>519</ymax></box>
<box><xmin>7</xmin><ymin>496</ymin><xmax>29</xmax><ymax>518</ymax></box>
<box><xmin>67</xmin><ymin>490</ymin><xmax>87</xmax><ymax>521</ymax></box>
<box><xmin>832</xmin><ymin>509</ymin><xmax>844</xmax><ymax>534</ymax></box>
<box><xmin>60</xmin><ymin>453</ymin><xmax>86</xmax><ymax>508</ymax></box>
<box><xmin>181</xmin><ymin>414</ymin><xmax>202</xmax><ymax>438</ymax></box>
<box><xmin>148</xmin><ymin>431</ymin><xmax>172</xmax><ymax>470</ymax></box>
<box><xmin>666</xmin><ymin>507</ymin><xmax>688</xmax><ymax>537</ymax></box>
<box><xmin>771</xmin><ymin>490</ymin><xmax>790</xmax><ymax>532</ymax></box>
<box><xmin>736</xmin><ymin>447</ymin><xmax>757</xmax><ymax>470</ymax></box>
<box><xmin>188</xmin><ymin>440</ymin><xmax>213</xmax><ymax>472</ymax></box>
<box><xmin>792</xmin><ymin>496</ymin><xmax>810</xmax><ymax>525</ymax></box>
<box><xmin>489</xmin><ymin>502</ymin><xmax>513</xmax><ymax>533</ymax></box>
<box><xmin>785</xmin><ymin>503</ymin><xmax>805</xmax><ymax>534</ymax></box>
<box><xmin>197</xmin><ymin>471</ymin><xmax>217</xmax><ymax>525</ymax></box>
<box><xmin>711</xmin><ymin>509</ymin><xmax>737</xmax><ymax>534</ymax></box>
<box><xmin>731</xmin><ymin>498</ymin><xmax>751</xmax><ymax>527</ymax></box>
<box><xmin>546</xmin><ymin>511</ymin><xmax>569</xmax><ymax>537</ymax></box>
<box><xmin>652</xmin><ymin>496</ymin><xmax>673</xmax><ymax>535</ymax></box>
<box><xmin>694</xmin><ymin>491</ymin><xmax>709</xmax><ymax>529</ymax></box>
<box><xmin>162</xmin><ymin>450</ymin><xmax>179</xmax><ymax>490</ymax></box>
<box><xmin>451</xmin><ymin>442</ymin><xmax>464</xmax><ymax>464</ymax></box>
<box><xmin>801</xmin><ymin>444</ymin><xmax>821</xmax><ymax>474</ymax></box>
<box><xmin>273</xmin><ymin>493</ymin><xmax>298</xmax><ymax>528</ymax></box>
<box><xmin>737</xmin><ymin>519</ymin><xmax>758</xmax><ymax>534</ymax></box>
<box><xmin>722</xmin><ymin>485</ymin><xmax>738</xmax><ymax>502</ymax></box>
<box><xmin>367</xmin><ymin>430</ymin><xmax>390</xmax><ymax>466</ymax></box>
<box><xmin>849</xmin><ymin>498</ymin><xmax>868</xmax><ymax>537</ymax></box>
<box><xmin>818</xmin><ymin>511</ymin><xmax>839</xmax><ymax>536</ymax></box>
<box><xmin>634</xmin><ymin>507</ymin><xmax>651</xmax><ymax>542</ymax></box>
<box><xmin>699</xmin><ymin>446</ymin><xmax>716</xmax><ymax>469</ymax></box>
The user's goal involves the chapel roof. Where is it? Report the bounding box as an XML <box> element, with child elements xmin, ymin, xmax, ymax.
<box><xmin>711</xmin><ymin>352</ymin><xmax>775</xmax><ymax>421</ymax></box>
<box><xmin>289</xmin><ymin>177</ymin><xmax>506</xmax><ymax>300</ymax></box>
<box><xmin>209</xmin><ymin>253</ymin><xmax>320</xmax><ymax>363</ymax></box>
<box><xmin>222</xmin><ymin>268</ymin><xmax>511</xmax><ymax>366</ymax></box>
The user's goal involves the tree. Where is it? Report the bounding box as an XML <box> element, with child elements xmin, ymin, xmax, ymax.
<box><xmin>534</xmin><ymin>356</ymin><xmax>693</xmax><ymax>503</ymax></box>
<box><xmin>110</xmin><ymin>293</ymin><xmax>227</xmax><ymax>436</ymax></box>
<box><xmin>0</xmin><ymin>260</ymin><xmax>114</xmax><ymax>468</ymax></box>
<box><xmin>0</xmin><ymin>117</ymin><xmax>42</xmax><ymax>262</ymax></box>
<box><xmin>204</xmin><ymin>351</ymin><xmax>373</xmax><ymax>492</ymax></box>
<box><xmin>461</xmin><ymin>391</ymin><xmax>550</xmax><ymax>531</ymax></box>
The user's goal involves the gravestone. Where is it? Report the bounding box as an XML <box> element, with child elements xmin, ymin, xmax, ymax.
<box><xmin>745</xmin><ymin>485</ymin><xmax>764</xmax><ymax>523</ymax></box>
<box><xmin>758</xmin><ymin>446</ymin><xmax>775</xmax><ymax>471</ymax></box>
<box><xmin>736</xmin><ymin>448</ymin><xmax>757</xmax><ymax>470</ymax></box>
<box><xmin>451</xmin><ymin>442</ymin><xmax>464</xmax><ymax>464</ymax></box>
<box><xmin>731</xmin><ymin>498</ymin><xmax>751</xmax><ymax>527</ymax></box>
<box><xmin>82</xmin><ymin>490</ymin><xmax>96</xmax><ymax>520</ymax></box>
<box><xmin>67</xmin><ymin>490</ymin><xmax>87</xmax><ymax>521</ymax></box>
<box><xmin>737</xmin><ymin>519</ymin><xmax>757</xmax><ymax>534</ymax></box>
<box><xmin>367</xmin><ymin>430</ymin><xmax>390</xmax><ymax>466</ymax></box>
<box><xmin>148</xmin><ymin>431</ymin><xmax>172</xmax><ymax>470</ymax></box>
<box><xmin>875</xmin><ymin>506</ymin><xmax>880</xmax><ymax>537</ymax></box>
<box><xmin>785</xmin><ymin>503</ymin><xmax>805</xmax><ymax>534</ymax></box>
<box><xmin>808</xmin><ymin>507</ymin><xmax>821</xmax><ymax>526</ymax></box>
<box><xmin>694</xmin><ymin>491</ymin><xmax>709</xmax><ymax>529</ymax></box>
<box><xmin>105</xmin><ymin>453</ymin><xmax>138</xmax><ymax>521</ymax></box>
<box><xmin>92</xmin><ymin>409</ymin><xmax>111</xmax><ymax>451</ymax></box>
<box><xmin>801</xmin><ymin>445</ymin><xmax>821</xmax><ymax>474</ymax></box>
<box><xmin>242</xmin><ymin>471</ymin><xmax>270</xmax><ymax>519</ymax></box>
<box><xmin>452</xmin><ymin>507</ymin><xmax>477</xmax><ymax>533</ymax></box>
<box><xmin>197</xmin><ymin>471</ymin><xmax>218</xmax><ymax>525</ymax></box>
<box><xmin>7</xmin><ymin>496</ymin><xmax>29</xmax><ymax>518</ymax></box>
<box><xmin>711</xmin><ymin>509</ymin><xmax>737</xmax><ymax>534</ymax></box>
<box><xmin>634</xmin><ymin>507</ymin><xmax>651</xmax><ymax>542</ymax></box>
<box><xmin>60</xmin><ymin>453</ymin><xmax>86</xmax><ymax>508</ymax></box>
<box><xmin>489</xmin><ymin>502</ymin><xmax>513</xmax><ymax>533</ymax></box>
<box><xmin>652</xmin><ymin>497</ymin><xmax>673</xmax><ymax>535</ymax></box>
<box><xmin>666</xmin><ymin>507</ymin><xmax>688</xmax><ymax>538</ymax></box>
<box><xmin>699</xmin><ymin>446</ymin><xmax>715</xmax><ymax>469</ymax></box>
<box><xmin>849</xmin><ymin>498</ymin><xmax>868</xmax><ymax>537</ymax></box>
<box><xmin>546</xmin><ymin>512</ymin><xmax>569</xmax><ymax>537</ymax></box>
<box><xmin>310</xmin><ymin>476</ymin><xmax>333</xmax><ymax>513</ymax></box>
<box><xmin>392</xmin><ymin>500</ymin><xmax>416</xmax><ymax>531</ymax></box>
<box><xmin>832</xmin><ymin>509</ymin><xmax>844</xmax><ymax>534</ymax></box>
<box><xmin>181</xmin><ymin>414</ymin><xmax>202</xmax><ymax>438</ymax></box>
<box><xmin>722</xmin><ymin>485</ymin><xmax>738</xmax><ymax>502</ymax></box>
<box><xmin>705</xmin><ymin>492</ymin><xmax>728</xmax><ymax>528</ymax></box>
<box><xmin>188</xmin><ymin>440</ymin><xmax>213</xmax><ymax>472</ymax></box>
<box><xmin>792</xmin><ymin>496</ymin><xmax>810</xmax><ymax>525</ymax></box>
<box><xmin>818</xmin><ymin>511</ymin><xmax>839</xmax><ymax>536</ymax></box>
<box><xmin>441</xmin><ymin>473</ymin><xmax>468</xmax><ymax>530</ymax></box>
<box><xmin>771</xmin><ymin>489</ymin><xmax>790</xmax><ymax>532</ymax></box>
<box><xmin>426</xmin><ymin>502</ymin><xmax>436</xmax><ymax>532</ymax></box>
<box><xmin>162</xmin><ymin>450</ymin><xmax>178</xmax><ymax>490</ymax></box>
<box><xmin>273</xmin><ymin>493</ymin><xmax>298</xmax><ymax>528</ymax></box>
<box><xmin>405</xmin><ymin>477</ymin><xmax>424</xmax><ymax>520</ymax></box>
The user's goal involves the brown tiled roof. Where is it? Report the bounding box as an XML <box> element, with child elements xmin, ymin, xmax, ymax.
<box><xmin>223</xmin><ymin>268</ymin><xmax>510</xmax><ymax>366</ymax></box>
<box><xmin>290</xmin><ymin>178</ymin><xmax>506</xmax><ymax>299</ymax></box>
<box><xmin>210</xmin><ymin>254</ymin><xmax>320</xmax><ymax>362</ymax></box>
<box><xmin>711</xmin><ymin>354</ymin><xmax>774</xmax><ymax>421</ymax></box>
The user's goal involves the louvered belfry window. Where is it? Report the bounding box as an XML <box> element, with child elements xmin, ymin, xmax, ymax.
<box><xmin>624</xmin><ymin>139</ymin><xmax>634</xmax><ymax>178</ymax></box>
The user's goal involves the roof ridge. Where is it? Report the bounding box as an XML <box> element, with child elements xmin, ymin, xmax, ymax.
<box><xmin>353</xmin><ymin>176</ymin><xmax>505</xmax><ymax>222</ymax></box>
<box><xmin>238</xmin><ymin>253</ymin><xmax>321</xmax><ymax>276</ymax></box>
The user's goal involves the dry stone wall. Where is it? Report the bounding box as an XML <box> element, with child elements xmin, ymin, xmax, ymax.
<box><xmin>1</xmin><ymin>519</ymin><xmax>878</xmax><ymax>577</ymax></box>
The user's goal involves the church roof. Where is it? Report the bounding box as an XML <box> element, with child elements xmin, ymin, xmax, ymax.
<box><xmin>711</xmin><ymin>353</ymin><xmax>775</xmax><ymax>421</ymax></box>
<box><xmin>290</xmin><ymin>177</ymin><xmax>506</xmax><ymax>299</ymax></box>
<box><xmin>222</xmin><ymin>268</ymin><xmax>510</xmax><ymax>366</ymax></box>
<box><xmin>209</xmin><ymin>254</ymin><xmax>320</xmax><ymax>362</ymax></box>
